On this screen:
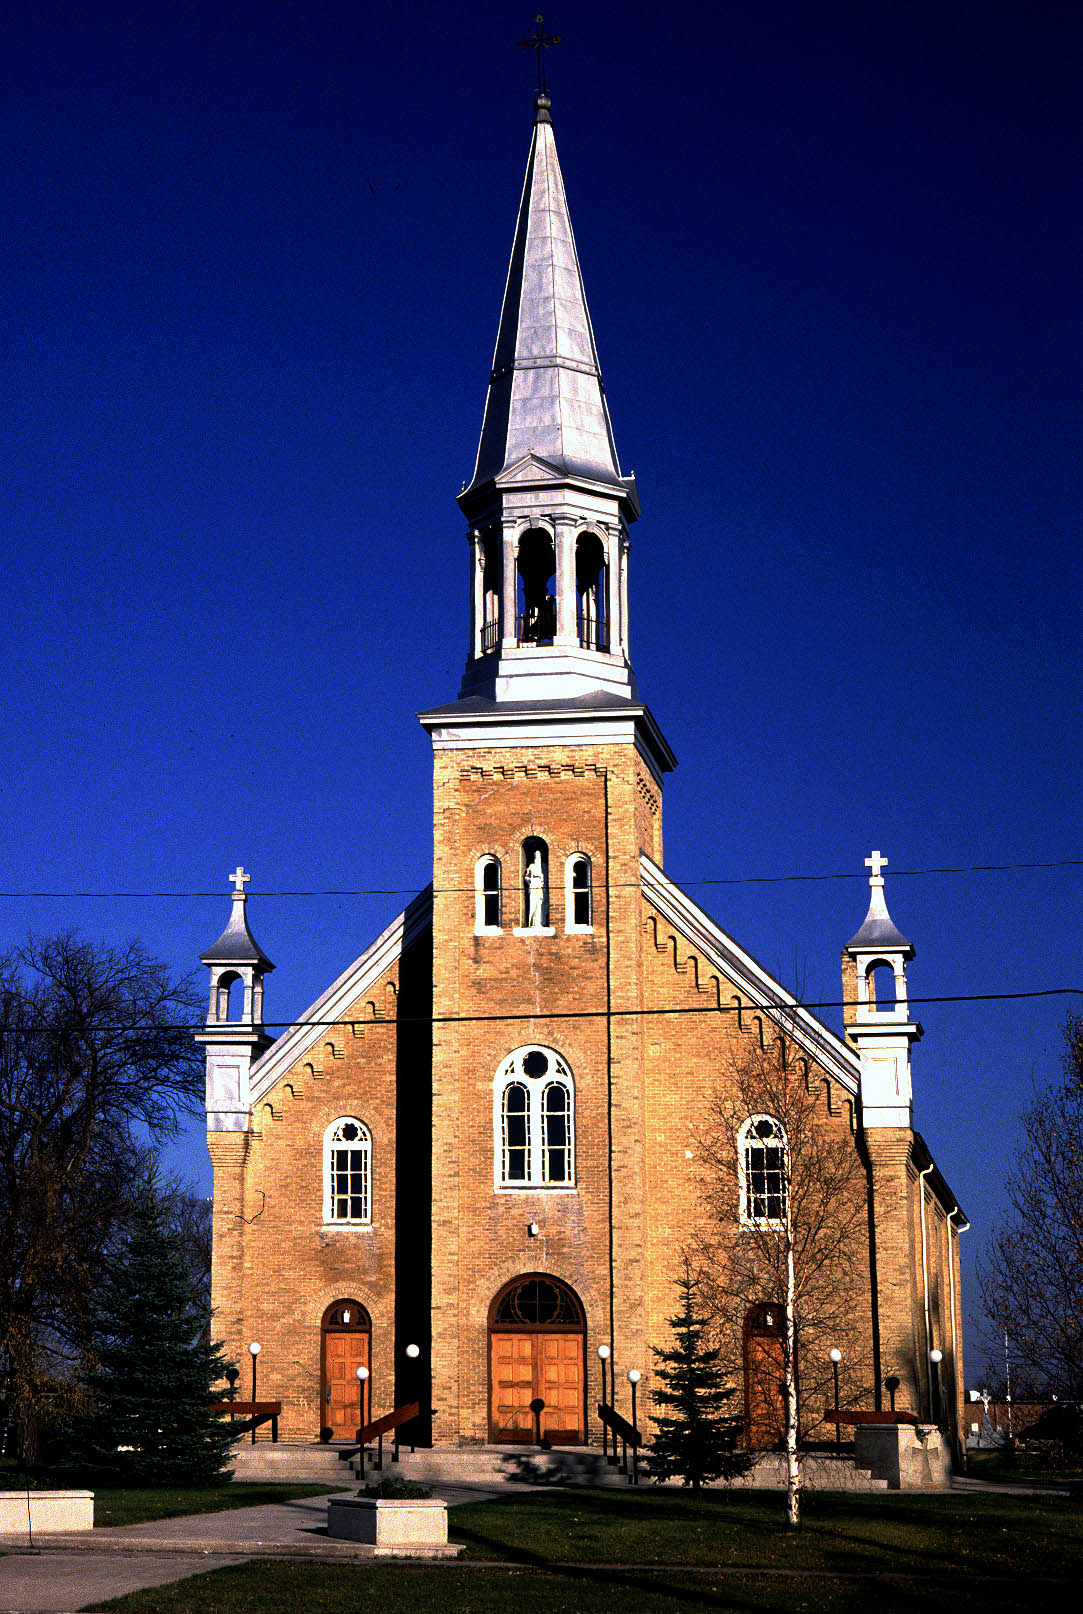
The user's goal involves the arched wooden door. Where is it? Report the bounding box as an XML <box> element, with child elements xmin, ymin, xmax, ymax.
<box><xmin>489</xmin><ymin>1275</ymin><xmax>585</xmax><ymax>1445</ymax></box>
<box><xmin>321</xmin><ymin>1300</ymin><xmax>371</xmax><ymax>1440</ymax></box>
<box><xmin>744</xmin><ymin>1302</ymin><xmax>790</xmax><ymax>1448</ymax></box>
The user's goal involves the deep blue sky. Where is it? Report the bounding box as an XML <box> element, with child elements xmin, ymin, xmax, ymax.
<box><xmin>3</xmin><ymin>1</ymin><xmax>1079</xmax><ymax>1371</ymax></box>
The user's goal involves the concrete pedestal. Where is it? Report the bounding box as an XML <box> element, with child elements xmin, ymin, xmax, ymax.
<box><xmin>326</xmin><ymin>1496</ymin><xmax>458</xmax><ymax>1555</ymax></box>
<box><xmin>0</xmin><ymin>1491</ymin><xmax>94</xmax><ymax>1536</ymax></box>
<box><xmin>853</xmin><ymin>1423</ymin><xmax>951</xmax><ymax>1489</ymax></box>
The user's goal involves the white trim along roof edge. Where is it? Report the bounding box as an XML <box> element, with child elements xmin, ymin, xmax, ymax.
<box><xmin>249</xmin><ymin>886</ymin><xmax>433</xmax><ymax>1106</ymax></box>
<box><xmin>640</xmin><ymin>854</ymin><xmax>859</xmax><ymax>1095</ymax></box>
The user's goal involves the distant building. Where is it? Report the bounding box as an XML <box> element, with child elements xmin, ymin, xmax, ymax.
<box><xmin>197</xmin><ymin>92</ymin><xmax>965</xmax><ymax>1454</ymax></box>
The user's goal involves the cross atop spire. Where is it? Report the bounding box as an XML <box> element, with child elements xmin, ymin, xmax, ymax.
<box><xmin>846</xmin><ymin>848</ymin><xmax>912</xmax><ymax>955</ymax></box>
<box><xmin>518</xmin><ymin>14</ymin><xmax>562</xmax><ymax>97</ymax></box>
<box><xmin>229</xmin><ymin>865</ymin><xmax>251</xmax><ymax>895</ymax></box>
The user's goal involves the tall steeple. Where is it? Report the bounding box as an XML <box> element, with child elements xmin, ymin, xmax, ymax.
<box><xmin>457</xmin><ymin>92</ymin><xmax>640</xmax><ymax>706</ymax></box>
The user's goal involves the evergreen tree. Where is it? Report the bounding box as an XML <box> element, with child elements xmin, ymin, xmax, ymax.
<box><xmin>71</xmin><ymin>1196</ymin><xmax>235</xmax><ymax>1485</ymax></box>
<box><xmin>646</xmin><ymin>1264</ymin><xmax>751</xmax><ymax>1491</ymax></box>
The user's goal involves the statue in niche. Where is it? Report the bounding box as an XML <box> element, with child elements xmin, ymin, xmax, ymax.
<box><xmin>525</xmin><ymin>850</ymin><xmax>546</xmax><ymax>928</ymax></box>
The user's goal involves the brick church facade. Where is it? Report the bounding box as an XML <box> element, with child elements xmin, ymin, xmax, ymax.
<box><xmin>198</xmin><ymin>92</ymin><xmax>965</xmax><ymax>1455</ymax></box>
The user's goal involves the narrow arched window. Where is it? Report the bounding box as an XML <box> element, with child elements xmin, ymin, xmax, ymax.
<box><xmin>521</xmin><ymin>837</ymin><xmax>550</xmax><ymax>930</ymax></box>
<box><xmin>475</xmin><ymin>855</ymin><xmax>502</xmax><ymax>933</ymax></box>
<box><xmin>565</xmin><ymin>854</ymin><xmax>592</xmax><ymax>931</ymax></box>
<box><xmin>542</xmin><ymin>1081</ymin><xmax>571</xmax><ymax>1182</ymax></box>
<box><xmin>323</xmin><ymin>1117</ymin><xmax>372</xmax><ymax>1225</ymax></box>
<box><xmin>738</xmin><ymin>1115</ymin><xmax>788</xmax><ymax>1227</ymax></box>
<box><xmin>494</xmin><ymin>1047</ymin><xmax>575</xmax><ymax>1188</ymax></box>
<box><xmin>502</xmin><ymin>1082</ymin><xmax>530</xmax><ymax>1182</ymax></box>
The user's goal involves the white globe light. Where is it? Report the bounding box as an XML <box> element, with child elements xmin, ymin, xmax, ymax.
<box><xmin>248</xmin><ymin>1341</ymin><xmax>261</xmax><ymax>1356</ymax></box>
<box><xmin>405</xmin><ymin>1343</ymin><xmax>420</xmax><ymax>1359</ymax></box>
<box><xmin>597</xmin><ymin>1345</ymin><xmax>611</xmax><ymax>1360</ymax></box>
<box><xmin>627</xmin><ymin>1368</ymin><xmax>641</xmax><ymax>1384</ymax></box>
<box><xmin>355</xmin><ymin>1365</ymin><xmax>369</xmax><ymax>1381</ymax></box>
<box><xmin>829</xmin><ymin>1348</ymin><xmax>842</xmax><ymax>1363</ymax></box>
<box><xmin>930</xmin><ymin>1349</ymin><xmax>943</xmax><ymax>1364</ymax></box>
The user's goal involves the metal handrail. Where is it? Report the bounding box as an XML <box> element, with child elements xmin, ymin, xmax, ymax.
<box><xmin>596</xmin><ymin>1401</ymin><xmax>642</xmax><ymax>1484</ymax></box>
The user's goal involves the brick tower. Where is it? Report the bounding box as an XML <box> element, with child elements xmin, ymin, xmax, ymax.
<box><xmin>419</xmin><ymin>89</ymin><xmax>675</xmax><ymax>1444</ymax></box>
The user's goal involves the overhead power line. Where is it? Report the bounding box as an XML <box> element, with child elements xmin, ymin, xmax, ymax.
<box><xmin>0</xmin><ymin>857</ymin><xmax>1078</xmax><ymax>901</ymax></box>
<box><xmin>0</xmin><ymin>985</ymin><xmax>1078</xmax><ymax>1035</ymax></box>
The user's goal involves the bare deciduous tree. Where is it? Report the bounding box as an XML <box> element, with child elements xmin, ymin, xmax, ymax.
<box><xmin>0</xmin><ymin>933</ymin><xmax>202</xmax><ymax>1464</ymax></box>
<box><xmin>693</xmin><ymin>1021</ymin><xmax>870</xmax><ymax>1527</ymax></box>
<box><xmin>980</xmin><ymin>1014</ymin><xmax>1083</xmax><ymax>1402</ymax></box>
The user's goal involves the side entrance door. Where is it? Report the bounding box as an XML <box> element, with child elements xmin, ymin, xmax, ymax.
<box><xmin>744</xmin><ymin>1302</ymin><xmax>788</xmax><ymax>1448</ymax></box>
<box><xmin>321</xmin><ymin>1300</ymin><xmax>371</xmax><ymax>1439</ymax></box>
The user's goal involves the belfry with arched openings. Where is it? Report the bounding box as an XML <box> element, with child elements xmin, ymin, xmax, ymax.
<box><xmin>197</xmin><ymin>89</ymin><xmax>965</xmax><ymax>1463</ymax></box>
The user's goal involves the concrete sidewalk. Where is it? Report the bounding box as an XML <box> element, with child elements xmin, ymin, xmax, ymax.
<box><xmin>0</xmin><ymin>1483</ymin><xmax>512</xmax><ymax>1612</ymax></box>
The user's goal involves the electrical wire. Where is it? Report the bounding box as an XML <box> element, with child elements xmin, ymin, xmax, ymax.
<box><xmin>0</xmin><ymin>985</ymin><xmax>1078</xmax><ymax>1035</ymax></box>
<box><xmin>0</xmin><ymin>858</ymin><xmax>1078</xmax><ymax>900</ymax></box>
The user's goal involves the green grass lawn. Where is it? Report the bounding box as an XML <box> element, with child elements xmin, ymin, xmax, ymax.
<box><xmin>86</xmin><ymin>1487</ymin><xmax>1083</xmax><ymax>1612</ymax></box>
<box><xmin>0</xmin><ymin>1467</ymin><xmax>341</xmax><ymax>1527</ymax></box>
<box><xmin>91</xmin><ymin>1482</ymin><xmax>343</xmax><ymax>1528</ymax></box>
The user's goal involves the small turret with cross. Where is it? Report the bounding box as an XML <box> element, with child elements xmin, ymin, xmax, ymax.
<box><xmin>196</xmin><ymin>867</ymin><xmax>276</xmax><ymax>1133</ymax></box>
<box><xmin>842</xmin><ymin>850</ymin><xmax>922</xmax><ymax>1129</ymax></box>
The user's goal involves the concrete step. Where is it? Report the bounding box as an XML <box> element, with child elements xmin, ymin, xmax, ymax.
<box><xmin>229</xmin><ymin>1441</ymin><xmax>354</xmax><ymax>1483</ymax></box>
<box><xmin>351</xmin><ymin>1444</ymin><xmax>631</xmax><ymax>1489</ymax></box>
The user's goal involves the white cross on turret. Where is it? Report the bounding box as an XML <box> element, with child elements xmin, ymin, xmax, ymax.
<box><xmin>229</xmin><ymin>865</ymin><xmax>251</xmax><ymax>895</ymax></box>
<box><xmin>865</xmin><ymin>849</ymin><xmax>888</xmax><ymax>882</ymax></box>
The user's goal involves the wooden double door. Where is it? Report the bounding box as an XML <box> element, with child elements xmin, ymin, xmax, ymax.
<box><xmin>490</xmin><ymin>1331</ymin><xmax>585</xmax><ymax>1444</ymax></box>
<box><xmin>322</xmin><ymin>1301</ymin><xmax>371</xmax><ymax>1440</ymax></box>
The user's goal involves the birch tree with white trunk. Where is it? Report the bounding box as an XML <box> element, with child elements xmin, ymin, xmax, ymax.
<box><xmin>693</xmin><ymin>1019</ymin><xmax>870</xmax><ymax>1528</ymax></box>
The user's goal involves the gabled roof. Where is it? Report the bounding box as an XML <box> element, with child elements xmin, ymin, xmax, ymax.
<box><xmin>249</xmin><ymin>887</ymin><xmax>432</xmax><ymax>1105</ymax></box>
<box><xmin>640</xmin><ymin>854</ymin><xmax>859</xmax><ymax>1094</ymax></box>
<box><xmin>465</xmin><ymin>95</ymin><xmax>625</xmax><ymax>495</ymax></box>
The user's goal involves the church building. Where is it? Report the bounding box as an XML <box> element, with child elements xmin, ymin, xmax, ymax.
<box><xmin>197</xmin><ymin>90</ymin><xmax>965</xmax><ymax>1457</ymax></box>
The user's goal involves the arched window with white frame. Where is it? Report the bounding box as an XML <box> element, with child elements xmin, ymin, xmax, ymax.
<box><xmin>494</xmin><ymin>1046</ymin><xmax>575</xmax><ymax>1188</ymax></box>
<box><xmin>323</xmin><ymin>1117</ymin><xmax>372</xmax><ymax>1225</ymax></box>
<box><xmin>738</xmin><ymin>1115</ymin><xmax>788</xmax><ymax>1227</ymax></box>
<box><xmin>475</xmin><ymin>855</ymin><xmax>502</xmax><ymax>933</ymax></box>
<box><xmin>564</xmin><ymin>853</ymin><xmax>592</xmax><ymax>931</ymax></box>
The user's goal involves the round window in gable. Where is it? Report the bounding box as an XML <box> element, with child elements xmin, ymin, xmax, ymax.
<box><xmin>523</xmin><ymin>1050</ymin><xmax>549</xmax><ymax>1079</ymax></box>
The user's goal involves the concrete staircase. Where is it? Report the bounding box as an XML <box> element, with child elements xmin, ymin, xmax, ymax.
<box><xmin>359</xmin><ymin>1444</ymin><xmax>631</xmax><ymax>1490</ymax></box>
<box><xmin>230</xmin><ymin>1441</ymin><xmax>355</xmax><ymax>1483</ymax></box>
<box><xmin>230</xmin><ymin>1440</ymin><xmax>889</xmax><ymax>1492</ymax></box>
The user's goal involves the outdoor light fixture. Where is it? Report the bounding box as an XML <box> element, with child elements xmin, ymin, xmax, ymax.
<box><xmin>828</xmin><ymin>1348</ymin><xmax>842</xmax><ymax>1444</ymax></box>
<box><xmin>528</xmin><ymin>1221</ymin><xmax>539</xmax><ymax>1237</ymax></box>
<box><xmin>405</xmin><ymin>1343</ymin><xmax>420</xmax><ymax>1359</ymax></box>
<box><xmin>247</xmin><ymin>1342</ymin><xmax>262</xmax><ymax>1443</ymax></box>
<box><xmin>355</xmin><ymin>1365</ymin><xmax>369</xmax><ymax>1380</ymax></box>
<box><xmin>928</xmin><ymin>1349</ymin><xmax>943</xmax><ymax>1424</ymax></box>
<box><xmin>596</xmin><ymin>1343</ymin><xmax>612</xmax><ymax>1460</ymax></box>
<box><xmin>626</xmin><ymin>1370</ymin><xmax>642</xmax><ymax>1486</ymax></box>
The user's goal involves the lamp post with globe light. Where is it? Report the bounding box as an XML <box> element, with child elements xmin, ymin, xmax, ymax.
<box><xmin>597</xmin><ymin>1345</ymin><xmax>611</xmax><ymax>1460</ymax></box>
<box><xmin>929</xmin><ymin>1349</ymin><xmax>943</xmax><ymax>1426</ymax></box>
<box><xmin>829</xmin><ymin>1348</ymin><xmax>842</xmax><ymax>1445</ymax></box>
<box><xmin>627</xmin><ymin>1369</ymin><xmax>642</xmax><ymax>1486</ymax></box>
<box><xmin>248</xmin><ymin>1343</ymin><xmax>261</xmax><ymax>1444</ymax></box>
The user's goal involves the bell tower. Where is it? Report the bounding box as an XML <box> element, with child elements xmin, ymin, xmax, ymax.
<box><xmin>456</xmin><ymin>91</ymin><xmax>641</xmax><ymax>706</ymax></box>
<box><xmin>196</xmin><ymin>865</ymin><xmax>275</xmax><ymax>1134</ymax></box>
<box><xmin>842</xmin><ymin>850</ymin><xmax>922</xmax><ymax>1128</ymax></box>
<box><xmin>419</xmin><ymin>89</ymin><xmax>673</xmax><ymax>1443</ymax></box>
